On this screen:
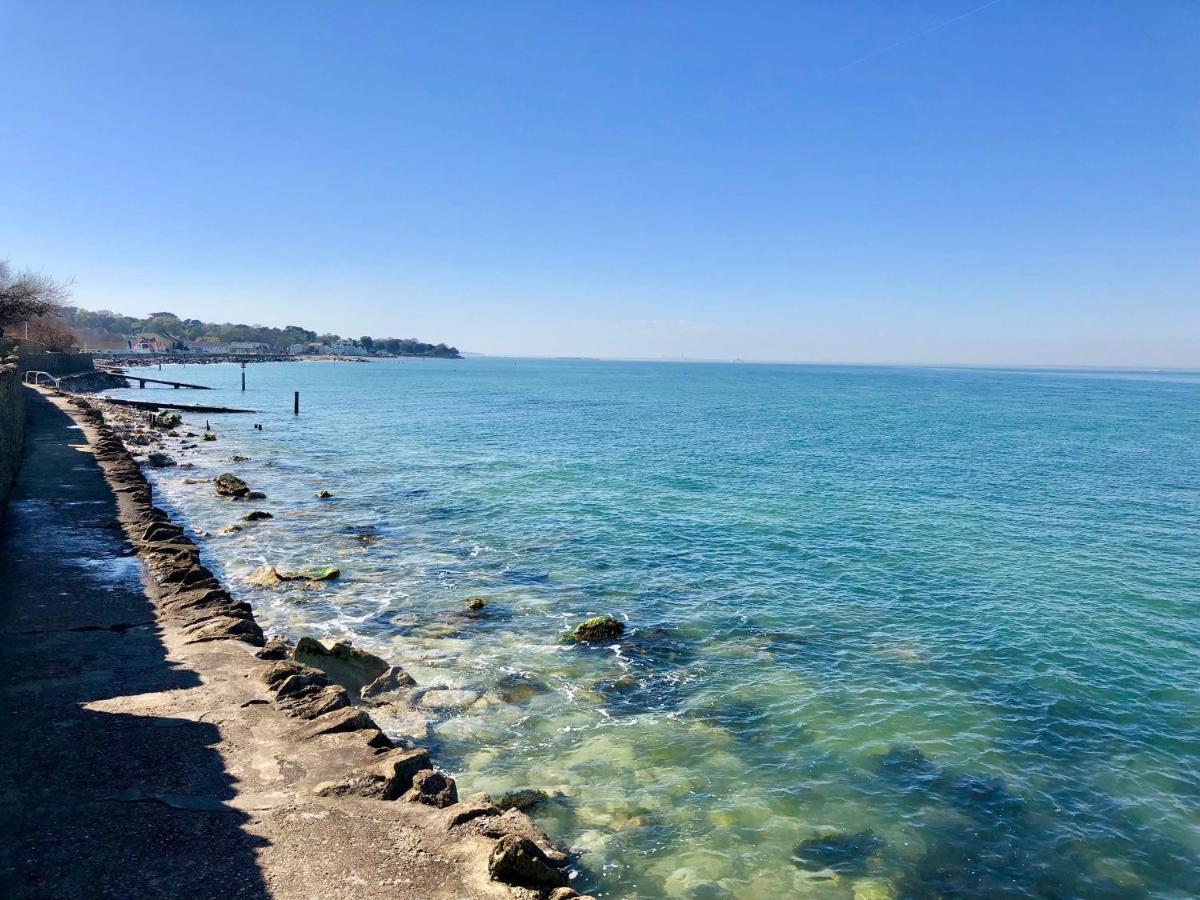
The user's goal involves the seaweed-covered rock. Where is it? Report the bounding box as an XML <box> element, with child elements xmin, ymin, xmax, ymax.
<box><xmin>215</xmin><ymin>473</ymin><xmax>249</xmax><ymax>497</ymax></box>
<box><xmin>154</xmin><ymin>411</ymin><xmax>182</xmax><ymax>429</ymax></box>
<box><xmin>243</xmin><ymin>510</ymin><xmax>273</xmax><ymax>521</ymax></box>
<box><xmin>280</xmin><ymin>566</ymin><xmax>338</xmax><ymax>581</ymax></box>
<box><xmin>792</xmin><ymin>830</ymin><xmax>885</xmax><ymax>875</ymax></box>
<box><xmin>571</xmin><ymin>616</ymin><xmax>624</xmax><ymax>643</ymax></box>
<box><xmin>203</xmin><ymin>432</ymin><xmax>217</xmax><ymax>442</ymax></box>
<box><xmin>488</xmin><ymin>834</ymin><xmax>567</xmax><ymax>888</ymax></box>
<box><xmin>465</xmin><ymin>597</ymin><xmax>487</xmax><ymax>611</ymax></box>
<box><xmin>495</xmin><ymin>789</ymin><xmax>555</xmax><ymax>812</ymax></box>
<box><xmin>293</xmin><ymin>636</ymin><xmax>389</xmax><ymax>694</ymax></box>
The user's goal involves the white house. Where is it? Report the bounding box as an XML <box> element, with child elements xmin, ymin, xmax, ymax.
<box><xmin>228</xmin><ymin>341</ymin><xmax>272</xmax><ymax>355</ymax></box>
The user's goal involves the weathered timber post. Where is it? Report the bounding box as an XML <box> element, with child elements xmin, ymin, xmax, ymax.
<box><xmin>293</xmin><ymin>391</ymin><xmax>300</xmax><ymax>415</ymax></box>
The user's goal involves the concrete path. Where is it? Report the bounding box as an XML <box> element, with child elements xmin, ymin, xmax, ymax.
<box><xmin>0</xmin><ymin>389</ymin><xmax>270</xmax><ymax>898</ymax></box>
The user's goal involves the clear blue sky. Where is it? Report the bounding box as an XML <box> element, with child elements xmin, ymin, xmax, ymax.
<box><xmin>1</xmin><ymin>1</ymin><xmax>1197</xmax><ymax>366</ymax></box>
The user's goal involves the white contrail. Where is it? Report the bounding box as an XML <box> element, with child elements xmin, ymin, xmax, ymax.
<box><xmin>834</xmin><ymin>0</ymin><xmax>1007</xmax><ymax>75</ymax></box>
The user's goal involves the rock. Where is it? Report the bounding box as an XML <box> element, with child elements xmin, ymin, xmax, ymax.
<box><xmin>445</xmin><ymin>794</ymin><xmax>500</xmax><ymax>829</ymax></box>
<box><xmin>279</xmin><ymin>566</ymin><xmax>339</xmax><ymax>581</ymax></box>
<box><xmin>314</xmin><ymin>748</ymin><xmax>432</xmax><ymax>801</ymax></box>
<box><xmin>495</xmin><ymin>789</ymin><xmax>555</xmax><ymax>813</ymax></box>
<box><xmin>247</xmin><ymin>565</ymin><xmax>284</xmax><ymax>587</ymax></box>
<box><xmin>154</xmin><ymin>411</ymin><xmax>182</xmax><ymax>428</ymax></box>
<box><xmin>215</xmin><ymin>473</ymin><xmax>250</xmax><ymax>497</ymax></box>
<box><xmin>231</xmin><ymin>454</ymin><xmax>250</xmax><ymax>462</ymax></box>
<box><xmin>220</xmin><ymin>524</ymin><xmax>244</xmax><ymax>535</ymax></box>
<box><xmin>487</xmin><ymin>834</ymin><xmax>567</xmax><ymax>888</ymax></box>
<box><xmin>571</xmin><ymin>616</ymin><xmax>625</xmax><ymax>643</ymax></box>
<box><xmin>280</xmin><ymin>685</ymin><xmax>351</xmax><ymax>720</ymax></box>
<box><xmin>146</xmin><ymin>451</ymin><xmax>176</xmax><ymax>468</ymax></box>
<box><xmin>315</xmin><ymin>490</ymin><xmax>333</xmax><ymax>499</ymax></box>
<box><xmin>203</xmin><ymin>432</ymin><xmax>217</xmax><ymax>441</ymax></box>
<box><xmin>549</xmin><ymin>889</ymin><xmax>595</xmax><ymax>900</ymax></box>
<box><xmin>293</xmin><ymin>636</ymin><xmax>390</xmax><ymax>694</ymax></box>
<box><xmin>479</xmin><ymin>810</ymin><xmax>569</xmax><ymax>866</ymax></box>
<box><xmin>183</xmin><ymin>615</ymin><xmax>265</xmax><ymax>647</ymax></box>
<box><xmin>402</xmin><ymin>769</ymin><xmax>458</xmax><ymax>808</ymax></box>
<box><xmin>465</xmin><ymin>597</ymin><xmax>487</xmax><ymax>611</ymax></box>
<box><xmin>492</xmin><ymin>673</ymin><xmax>549</xmax><ymax>705</ymax></box>
<box><xmin>418</xmin><ymin>688</ymin><xmax>480</xmax><ymax>710</ymax></box>
<box><xmin>295</xmin><ymin>707</ymin><xmax>376</xmax><ymax>739</ymax></box>
<box><xmin>244</xmin><ymin>490</ymin><xmax>267</xmax><ymax>500</ymax></box>
<box><xmin>243</xmin><ymin>510</ymin><xmax>273</xmax><ymax>521</ymax></box>
<box><xmin>360</xmin><ymin>665</ymin><xmax>416</xmax><ymax>700</ymax></box>
<box><xmin>255</xmin><ymin>636</ymin><xmax>292</xmax><ymax>660</ymax></box>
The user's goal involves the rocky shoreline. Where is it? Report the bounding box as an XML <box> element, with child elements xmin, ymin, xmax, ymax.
<box><xmin>48</xmin><ymin>387</ymin><xmax>598</xmax><ymax>899</ymax></box>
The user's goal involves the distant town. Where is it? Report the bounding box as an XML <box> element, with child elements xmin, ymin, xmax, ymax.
<box><xmin>57</xmin><ymin>306</ymin><xmax>461</xmax><ymax>359</ymax></box>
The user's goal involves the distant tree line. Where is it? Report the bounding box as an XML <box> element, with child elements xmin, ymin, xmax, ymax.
<box><xmin>58</xmin><ymin>307</ymin><xmax>460</xmax><ymax>357</ymax></box>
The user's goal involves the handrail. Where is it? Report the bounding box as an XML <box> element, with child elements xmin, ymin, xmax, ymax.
<box><xmin>23</xmin><ymin>370</ymin><xmax>60</xmax><ymax>387</ymax></box>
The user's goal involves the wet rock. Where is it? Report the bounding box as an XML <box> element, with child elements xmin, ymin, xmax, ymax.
<box><xmin>203</xmin><ymin>432</ymin><xmax>217</xmax><ymax>441</ymax></box>
<box><xmin>495</xmin><ymin>789</ymin><xmax>557</xmax><ymax>813</ymax></box>
<box><xmin>247</xmin><ymin>564</ymin><xmax>283</xmax><ymax>587</ymax></box>
<box><xmin>154</xmin><ymin>411</ymin><xmax>182</xmax><ymax>429</ymax></box>
<box><xmin>243</xmin><ymin>510</ymin><xmax>273</xmax><ymax>521</ymax></box>
<box><xmin>231</xmin><ymin>454</ymin><xmax>250</xmax><ymax>462</ymax></box>
<box><xmin>360</xmin><ymin>665</ymin><xmax>416</xmax><ymax>700</ymax></box>
<box><xmin>293</xmin><ymin>636</ymin><xmax>389</xmax><ymax>694</ymax></box>
<box><xmin>792</xmin><ymin>830</ymin><xmax>885</xmax><ymax>875</ymax></box>
<box><xmin>488</xmin><ymin>834</ymin><xmax>567</xmax><ymax>888</ymax></box>
<box><xmin>281</xmin><ymin>566</ymin><xmax>339</xmax><ymax>581</ymax></box>
<box><xmin>220</xmin><ymin>524</ymin><xmax>244</xmax><ymax>535</ymax></box>
<box><xmin>465</xmin><ymin>597</ymin><xmax>487</xmax><ymax>611</ymax></box>
<box><xmin>549</xmin><ymin>889</ymin><xmax>595</xmax><ymax>900</ymax></box>
<box><xmin>314</xmin><ymin>748</ymin><xmax>432</xmax><ymax>801</ymax></box>
<box><xmin>215</xmin><ymin>473</ymin><xmax>250</xmax><ymax>497</ymax></box>
<box><xmin>479</xmin><ymin>810</ymin><xmax>569</xmax><ymax>866</ymax></box>
<box><xmin>146</xmin><ymin>451</ymin><xmax>176</xmax><ymax>468</ymax></box>
<box><xmin>571</xmin><ymin>616</ymin><xmax>624</xmax><ymax>643</ymax></box>
<box><xmin>247</xmin><ymin>565</ymin><xmax>339</xmax><ymax>588</ymax></box>
<box><xmin>402</xmin><ymin>769</ymin><xmax>458</xmax><ymax>808</ymax></box>
<box><xmin>244</xmin><ymin>490</ymin><xmax>267</xmax><ymax>500</ymax></box>
<box><xmin>255</xmin><ymin>636</ymin><xmax>292</xmax><ymax>661</ymax></box>
<box><xmin>315</xmin><ymin>490</ymin><xmax>333</xmax><ymax>499</ymax></box>
<box><xmin>492</xmin><ymin>673</ymin><xmax>550</xmax><ymax>705</ymax></box>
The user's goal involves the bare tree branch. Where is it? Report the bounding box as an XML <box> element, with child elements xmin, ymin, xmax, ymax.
<box><xmin>0</xmin><ymin>260</ymin><xmax>75</xmax><ymax>329</ymax></box>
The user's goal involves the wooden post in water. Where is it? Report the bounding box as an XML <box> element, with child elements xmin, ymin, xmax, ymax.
<box><xmin>241</xmin><ymin>363</ymin><xmax>246</xmax><ymax>392</ymax></box>
<box><xmin>293</xmin><ymin>391</ymin><xmax>300</xmax><ymax>415</ymax></box>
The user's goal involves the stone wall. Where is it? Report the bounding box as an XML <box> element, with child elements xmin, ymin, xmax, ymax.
<box><xmin>16</xmin><ymin>349</ymin><xmax>95</xmax><ymax>377</ymax></box>
<box><xmin>0</xmin><ymin>354</ymin><xmax>25</xmax><ymax>510</ymax></box>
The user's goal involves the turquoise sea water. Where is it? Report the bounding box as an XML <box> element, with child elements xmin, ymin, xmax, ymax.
<box><xmin>113</xmin><ymin>360</ymin><xmax>1200</xmax><ymax>898</ymax></box>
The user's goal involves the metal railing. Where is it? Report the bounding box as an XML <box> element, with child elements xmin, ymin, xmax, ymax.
<box><xmin>23</xmin><ymin>370</ymin><xmax>60</xmax><ymax>387</ymax></box>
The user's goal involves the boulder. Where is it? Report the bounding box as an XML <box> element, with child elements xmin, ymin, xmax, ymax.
<box><xmin>255</xmin><ymin>636</ymin><xmax>292</xmax><ymax>660</ymax></box>
<box><xmin>244</xmin><ymin>490</ymin><xmax>267</xmax><ymax>500</ymax></box>
<box><xmin>314</xmin><ymin>748</ymin><xmax>432</xmax><ymax>801</ymax></box>
<box><xmin>293</xmin><ymin>637</ymin><xmax>389</xmax><ymax>694</ymax></box>
<box><xmin>247</xmin><ymin>565</ymin><xmax>283</xmax><ymax>587</ymax></box>
<box><xmin>402</xmin><ymin>769</ymin><xmax>458</xmax><ymax>808</ymax></box>
<box><xmin>479</xmin><ymin>810</ymin><xmax>569</xmax><ymax>866</ymax></box>
<box><xmin>295</xmin><ymin>707</ymin><xmax>376</xmax><ymax>740</ymax></box>
<box><xmin>445</xmin><ymin>794</ymin><xmax>500</xmax><ymax>829</ymax></box>
<box><xmin>315</xmin><ymin>490</ymin><xmax>333</xmax><ymax>499</ymax></box>
<box><xmin>465</xmin><ymin>597</ymin><xmax>487</xmax><ymax>611</ymax></box>
<box><xmin>488</xmin><ymin>834</ymin><xmax>567</xmax><ymax>889</ymax></box>
<box><xmin>243</xmin><ymin>510</ymin><xmax>273</xmax><ymax>521</ymax></box>
<box><xmin>280</xmin><ymin>685</ymin><xmax>351</xmax><ymax>720</ymax></box>
<box><xmin>215</xmin><ymin>473</ymin><xmax>250</xmax><ymax>497</ymax></box>
<box><xmin>231</xmin><ymin>454</ymin><xmax>251</xmax><ymax>462</ymax></box>
<box><xmin>418</xmin><ymin>688</ymin><xmax>480</xmax><ymax>710</ymax></box>
<box><xmin>360</xmin><ymin>665</ymin><xmax>416</xmax><ymax>700</ymax></box>
<box><xmin>571</xmin><ymin>616</ymin><xmax>625</xmax><ymax>643</ymax></box>
<box><xmin>203</xmin><ymin>432</ymin><xmax>217</xmax><ymax>441</ymax></box>
<box><xmin>146</xmin><ymin>451</ymin><xmax>176</xmax><ymax>468</ymax></box>
<box><xmin>495</xmin><ymin>789</ymin><xmax>556</xmax><ymax>813</ymax></box>
<box><xmin>279</xmin><ymin>566</ymin><xmax>339</xmax><ymax>581</ymax></box>
<box><xmin>154</xmin><ymin>411</ymin><xmax>182</xmax><ymax>429</ymax></box>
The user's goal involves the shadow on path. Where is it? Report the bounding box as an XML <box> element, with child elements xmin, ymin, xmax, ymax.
<box><xmin>0</xmin><ymin>390</ymin><xmax>269</xmax><ymax>898</ymax></box>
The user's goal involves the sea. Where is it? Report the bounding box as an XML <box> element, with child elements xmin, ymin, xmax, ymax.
<box><xmin>110</xmin><ymin>359</ymin><xmax>1200</xmax><ymax>899</ymax></box>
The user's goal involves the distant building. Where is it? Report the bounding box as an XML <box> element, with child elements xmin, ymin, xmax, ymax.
<box><xmin>228</xmin><ymin>341</ymin><xmax>272</xmax><ymax>355</ymax></box>
<box><xmin>129</xmin><ymin>331</ymin><xmax>188</xmax><ymax>354</ymax></box>
<box><xmin>193</xmin><ymin>342</ymin><xmax>231</xmax><ymax>355</ymax></box>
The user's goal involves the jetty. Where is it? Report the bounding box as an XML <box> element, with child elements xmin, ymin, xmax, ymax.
<box><xmin>101</xmin><ymin>397</ymin><xmax>256</xmax><ymax>414</ymax></box>
<box><xmin>99</xmin><ymin>367</ymin><xmax>213</xmax><ymax>390</ymax></box>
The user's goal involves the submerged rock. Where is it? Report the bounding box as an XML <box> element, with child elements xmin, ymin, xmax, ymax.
<box><xmin>293</xmin><ymin>636</ymin><xmax>390</xmax><ymax>694</ymax></box>
<box><xmin>243</xmin><ymin>510</ymin><xmax>273</xmax><ymax>522</ymax></box>
<box><xmin>792</xmin><ymin>830</ymin><xmax>885</xmax><ymax>875</ymax></box>
<box><xmin>465</xmin><ymin>597</ymin><xmax>487</xmax><ymax>611</ymax></box>
<box><xmin>418</xmin><ymin>688</ymin><xmax>480</xmax><ymax>710</ymax></box>
<box><xmin>571</xmin><ymin>616</ymin><xmax>625</xmax><ymax>643</ymax></box>
<box><xmin>494</xmin><ymin>789</ymin><xmax>558</xmax><ymax>813</ymax></box>
<box><xmin>215</xmin><ymin>473</ymin><xmax>250</xmax><ymax>497</ymax></box>
<box><xmin>248</xmin><ymin>565</ymin><xmax>340</xmax><ymax>588</ymax></box>
<box><xmin>488</xmin><ymin>834</ymin><xmax>567</xmax><ymax>888</ymax></box>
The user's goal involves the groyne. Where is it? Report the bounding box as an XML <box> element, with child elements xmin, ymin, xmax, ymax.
<box><xmin>0</xmin><ymin>384</ymin><xmax>593</xmax><ymax>899</ymax></box>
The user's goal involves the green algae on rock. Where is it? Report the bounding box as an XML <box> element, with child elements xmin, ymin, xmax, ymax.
<box><xmin>570</xmin><ymin>616</ymin><xmax>624</xmax><ymax>643</ymax></box>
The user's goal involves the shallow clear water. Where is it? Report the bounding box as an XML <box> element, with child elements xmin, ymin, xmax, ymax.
<box><xmin>113</xmin><ymin>359</ymin><xmax>1200</xmax><ymax>898</ymax></box>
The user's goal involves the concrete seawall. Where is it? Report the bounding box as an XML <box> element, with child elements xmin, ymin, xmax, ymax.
<box><xmin>0</xmin><ymin>356</ymin><xmax>24</xmax><ymax>509</ymax></box>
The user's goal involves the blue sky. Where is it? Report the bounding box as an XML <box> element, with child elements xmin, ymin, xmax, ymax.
<box><xmin>1</xmin><ymin>1</ymin><xmax>1197</xmax><ymax>365</ymax></box>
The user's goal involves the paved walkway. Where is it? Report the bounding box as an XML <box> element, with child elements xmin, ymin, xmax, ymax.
<box><xmin>0</xmin><ymin>389</ymin><xmax>270</xmax><ymax>898</ymax></box>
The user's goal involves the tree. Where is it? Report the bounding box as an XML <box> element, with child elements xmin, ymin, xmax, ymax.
<box><xmin>0</xmin><ymin>260</ymin><xmax>72</xmax><ymax>331</ymax></box>
<box><xmin>359</xmin><ymin>335</ymin><xmax>374</xmax><ymax>350</ymax></box>
<box><xmin>26</xmin><ymin>313</ymin><xmax>78</xmax><ymax>351</ymax></box>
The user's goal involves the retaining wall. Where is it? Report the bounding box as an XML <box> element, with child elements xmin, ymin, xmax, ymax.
<box><xmin>0</xmin><ymin>356</ymin><xmax>24</xmax><ymax>510</ymax></box>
